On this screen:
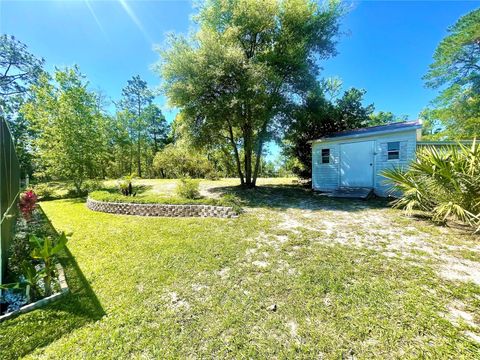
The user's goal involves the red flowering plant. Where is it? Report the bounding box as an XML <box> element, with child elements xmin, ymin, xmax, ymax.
<box><xmin>19</xmin><ymin>190</ymin><xmax>38</xmax><ymax>221</ymax></box>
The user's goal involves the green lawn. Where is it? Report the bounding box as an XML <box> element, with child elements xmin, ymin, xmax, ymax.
<box><xmin>2</xmin><ymin>179</ymin><xmax>480</xmax><ymax>359</ymax></box>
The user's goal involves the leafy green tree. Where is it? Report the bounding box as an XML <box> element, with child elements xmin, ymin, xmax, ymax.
<box><xmin>283</xmin><ymin>85</ymin><xmax>375</xmax><ymax>179</ymax></box>
<box><xmin>0</xmin><ymin>35</ymin><xmax>44</xmax><ymax>177</ymax></box>
<box><xmin>158</xmin><ymin>0</ymin><xmax>342</xmax><ymax>187</ymax></box>
<box><xmin>119</xmin><ymin>75</ymin><xmax>154</xmax><ymax>177</ymax></box>
<box><xmin>368</xmin><ymin>111</ymin><xmax>407</xmax><ymax>126</ymax></box>
<box><xmin>0</xmin><ymin>35</ymin><xmax>44</xmax><ymax>98</ymax></box>
<box><xmin>335</xmin><ymin>88</ymin><xmax>374</xmax><ymax>129</ymax></box>
<box><xmin>22</xmin><ymin>67</ymin><xmax>107</xmax><ymax>193</ymax></box>
<box><xmin>108</xmin><ymin>110</ymin><xmax>135</xmax><ymax>177</ymax></box>
<box><xmin>423</xmin><ymin>8</ymin><xmax>480</xmax><ymax>138</ymax></box>
<box><xmin>153</xmin><ymin>144</ymin><xmax>214</xmax><ymax>178</ymax></box>
<box><xmin>419</xmin><ymin>108</ymin><xmax>443</xmax><ymax>139</ymax></box>
<box><xmin>143</xmin><ymin>104</ymin><xmax>169</xmax><ymax>154</ymax></box>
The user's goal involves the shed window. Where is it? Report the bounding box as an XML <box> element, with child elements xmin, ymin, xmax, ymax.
<box><xmin>387</xmin><ymin>142</ymin><xmax>400</xmax><ymax>160</ymax></box>
<box><xmin>321</xmin><ymin>149</ymin><xmax>330</xmax><ymax>164</ymax></box>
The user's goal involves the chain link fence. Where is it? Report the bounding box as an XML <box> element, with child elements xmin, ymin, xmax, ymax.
<box><xmin>0</xmin><ymin>116</ymin><xmax>20</xmax><ymax>286</ymax></box>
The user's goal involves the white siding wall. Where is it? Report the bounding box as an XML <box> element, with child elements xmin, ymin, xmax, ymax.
<box><xmin>312</xmin><ymin>129</ymin><xmax>418</xmax><ymax>196</ymax></box>
<box><xmin>373</xmin><ymin>131</ymin><xmax>417</xmax><ymax>196</ymax></box>
<box><xmin>312</xmin><ymin>142</ymin><xmax>339</xmax><ymax>190</ymax></box>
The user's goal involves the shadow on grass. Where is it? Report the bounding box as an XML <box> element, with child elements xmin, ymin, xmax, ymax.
<box><xmin>208</xmin><ymin>184</ymin><xmax>390</xmax><ymax>211</ymax></box>
<box><xmin>0</xmin><ymin>206</ymin><xmax>105</xmax><ymax>359</ymax></box>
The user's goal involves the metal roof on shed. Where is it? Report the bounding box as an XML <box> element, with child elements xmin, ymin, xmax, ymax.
<box><xmin>311</xmin><ymin>120</ymin><xmax>422</xmax><ymax>143</ymax></box>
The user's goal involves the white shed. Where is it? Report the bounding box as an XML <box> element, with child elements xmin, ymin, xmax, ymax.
<box><xmin>311</xmin><ymin>120</ymin><xmax>422</xmax><ymax>197</ymax></box>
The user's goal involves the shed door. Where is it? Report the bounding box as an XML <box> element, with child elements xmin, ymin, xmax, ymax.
<box><xmin>340</xmin><ymin>141</ymin><xmax>374</xmax><ymax>187</ymax></box>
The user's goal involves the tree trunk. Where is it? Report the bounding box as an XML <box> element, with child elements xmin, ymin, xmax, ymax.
<box><xmin>252</xmin><ymin>140</ymin><xmax>264</xmax><ymax>187</ymax></box>
<box><xmin>244</xmin><ymin>135</ymin><xmax>253</xmax><ymax>187</ymax></box>
<box><xmin>137</xmin><ymin>98</ymin><xmax>142</xmax><ymax>177</ymax></box>
<box><xmin>137</xmin><ymin>135</ymin><xmax>141</xmax><ymax>177</ymax></box>
<box><xmin>243</xmin><ymin>109</ymin><xmax>254</xmax><ymax>187</ymax></box>
<box><xmin>227</xmin><ymin>121</ymin><xmax>244</xmax><ymax>185</ymax></box>
<box><xmin>252</xmin><ymin>121</ymin><xmax>268</xmax><ymax>187</ymax></box>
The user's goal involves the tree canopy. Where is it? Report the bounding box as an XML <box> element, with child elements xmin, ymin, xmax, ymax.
<box><xmin>158</xmin><ymin>0</ymin><xmax>343</xmax><ymax>187</ymax></box>
<box><xmin>282</xmin><ymin>84</ymin><xmax>377</xmax><ymax>178</ymax></box>
<box><xmin>0</xmin><ymin>35</ymin><xmax>44</xmax><ymax>177</ymax></box>
<box><xmin>119</xmin><ymin>75</ymin><xmax>155</xmax><ymax>177</ymax></box>
<box><xmin>0</xmin><ymin>35</ymin><xmax>44</xmax><ymax>100</ymax></box>
<box><xmin>21</xmin><ymin>67</ymin><xmax>108</xmax><ymax>192</ymax></box>
<box><xmin>423</xmin><ymin>8</ymin><xmax>480</xmax><ymax>139</ymax></box>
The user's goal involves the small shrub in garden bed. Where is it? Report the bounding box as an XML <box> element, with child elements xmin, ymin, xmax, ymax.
<box><xmin>118</xmin><ymin>174</ymin><xmax>136</xmax><ymax>196</ymax></box>
<box><xmin>19</xmin><ymin>190</ymin><xmax>37</xmax><ymax>221</ymax></box>
<box><xmin>32</xmin><ymin>183</ymin><xmax>53</xmax><ymax>200</ymax></box>
<box><xmin>176</xmin><ymin>178</ymin><xmax>200</xmax><ymax>199</ymax></box>
<box><xmin>1</xmin><ymin>207</ymin><xmax>68</xmax><ymax>315</ymax></box>
<box><xmin>66</xmin><ymin>179</ymin><xmax>102</xmax><ymax>198</ymax></box>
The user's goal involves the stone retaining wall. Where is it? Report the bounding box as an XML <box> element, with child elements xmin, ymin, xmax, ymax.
<box><xmin>86</xmin><ymin>198</ymin><xmax>237</xmax><ymax>218</ymax></box>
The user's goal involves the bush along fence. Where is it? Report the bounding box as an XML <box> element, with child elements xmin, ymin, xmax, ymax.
<box><xmin>87</xmin><ymin>198</ymin><xmax>238</xmax><ymax>218</ymax></box>
<box><xmin>0</xmin><ymin>117</ymin><xmax>20</xmax><ymax>288</ymax></box>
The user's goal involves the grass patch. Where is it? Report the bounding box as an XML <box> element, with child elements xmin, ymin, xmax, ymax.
<box><xmin>2</xmin><ymin>179</ymin><xmax>480</xmax><ymax>358</ymax></box>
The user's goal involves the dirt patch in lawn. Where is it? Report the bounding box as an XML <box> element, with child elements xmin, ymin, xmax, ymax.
<box><xmin>266</xmin><ymin>203</ymin><xmax>480</xmax><ymax>286</ymax></box>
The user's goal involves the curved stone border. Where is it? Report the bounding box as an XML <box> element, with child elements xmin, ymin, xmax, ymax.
<box><xmin>0</xmin><ymin>263</ymin><xmax>69</xmax><ymax>322</ymax></box>
<box><xmin>86</xmin><ymin>197</ymin><xmax>238</xmax><ymax>218</ymax></box>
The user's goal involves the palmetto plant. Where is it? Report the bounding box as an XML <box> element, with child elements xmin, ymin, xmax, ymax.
<box><xmin>382</xmin><ymin>140</ymin><xmax>480</xmax><ymax>232</ymax></box>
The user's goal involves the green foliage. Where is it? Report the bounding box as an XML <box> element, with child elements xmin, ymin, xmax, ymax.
<box><xmin>118</xmin><ymin>174</ymin><xmax>136</xmax><ymax>196</ymax></box>
<box><xmin>29</xmin><ymin>233</ymin><xmax>68</xmax><ymax>296</ymax></box>
<box><xmin>369</xmin><ymin>111</ymin><xmax>407</xmax><ymax>126</ymax></box>
<box><xmin>3</xmin><ymin>186</ymin><xmax>479</xmax><ymax>358</ymax></box>
<box><xmin>220</xmin><ymin>193</ymin><xmax>243</xmax><ymax>213</ymax></box>
<box><xmin>21</xmin><ymin>66</ymin><xmax>108</xmax><ymax>193</ymax></box>
<box><xmin>8</xmin><ymin>223</ymin><xmax>33</xmax><ymax>277</ymax></box>
<box><xmin>89</xmin><ymin>190</ymin><xmax>232</xmax><ymax>207</ymax></box>
<box><xmin>335</xmin><ymin>88</ymin><xmax>375</xmax><ymax>128</ymax></box>
<box><xmin>423</xmin><ymin>8</ymin><xmax>480</xmax><ymax>139</ymax></box>
<box><xmin>144</xmin><ymin>103</ymin><xmax>170</xmax><ymax>153</ymax></box>
<box><xmin>0</xmin><ymin>35</ymin><xmax>44</xmax><ymax>98</ymax></box>
<box><xmin>158</xmin><ymin>0</ymin><xmax>343</xmax><ymax>187</ymax></box>
<box><xmin>176</xmin><ymin>178</ymin><xmax>201</xmax><ymax>199</ymax></box>
<box><xmin>119</xmin><ymin>76</ymin><xmax>155</xmax><ymax>178</ymax></box>
<box><xmin>0</xmin><ymin>260</ymin><xmax>43</xmax><ymax>303</ymax></box>
<box><xmin>153</xmin><ymin>144</ymin><xmax>215</xmax><ymax>179</ymax></box>
<box><xmin>283</xmin><ymin>84</ymin><xmax>375</xmax><ymax>178</ymax></box>
<box><xmin>32</xmin><ymin>183</ymin><xmax>53</xmax><ymax>200</ymax></box>
<box><xmin>0</xmin><ymin>35</ymin><xmax>45</xmax><ymax>177</ymax></box>
<box><xmin>65</xmin><ymin>179</ymin><xmax>102</xmax><ymax>198</ymax></box>
<box><xmin>382</xmin><ymin>141</ymin><xmax>480</xmax><ymax>232</ymax></box>
<box><xmin>81</xmin><ymin>179</ymin><xmax>102</xmax><ymax>195</ymax></box>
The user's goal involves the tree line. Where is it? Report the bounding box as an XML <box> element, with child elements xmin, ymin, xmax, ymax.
<box><xmin>1</xmin><ymin>1</ymin><xmax>478</xmax><ymax>190</ymax></box>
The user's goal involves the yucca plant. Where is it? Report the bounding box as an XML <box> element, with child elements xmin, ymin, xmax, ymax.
<box><xmin>382</xmin><ymin>140</ymin><xmax>480</xmax><ymax>232</ymax></box>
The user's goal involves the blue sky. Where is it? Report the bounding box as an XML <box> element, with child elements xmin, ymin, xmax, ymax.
<box><xmin>1</xmin><ymin>0</ymin><xmax>478</xmax><ymax>160</ymax></box>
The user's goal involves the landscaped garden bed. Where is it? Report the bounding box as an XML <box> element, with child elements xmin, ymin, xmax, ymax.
<box><xmin>0</xmin><ymin>191</ymin><xmax>69</xmax><ymax>319</ymax></box>
<box><xmin>86</xmin><ymin>177</ymin><xmax>242</xmax><ymax>218</ymax></box>
<box><xmin>87</xmin><ymin>197</ymin><xmax>238</xmax><ymax>218</ymax></box>
<box><xmin>0</xmin><ymin>262</ymin><xmax>68</xmax><ymax>322</ymax></box>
